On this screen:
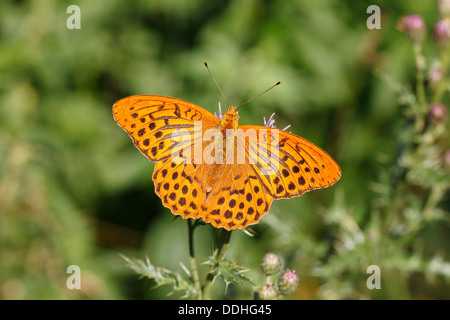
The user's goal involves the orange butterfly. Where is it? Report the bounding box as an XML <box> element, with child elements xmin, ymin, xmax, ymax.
<box><xmin>113</xmin><ymin>87</ymin><xmax>341</xmax><ymax>231</ymax></box>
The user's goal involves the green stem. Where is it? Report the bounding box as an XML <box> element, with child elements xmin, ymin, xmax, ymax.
<box><xmin>432</xmin><ymin>46</ymin><xmax>450</xmax><ymax>103</ymax></box>
<box><xmin>413</xmin><ymin>43</ymin><xmax>427</xmax><ymax>132</ymax></box>
<box><xmin>422</xmin><ymin>184</ymin><xmax>444</xmax><ymax>220</ymax></box>
<box><xmin>187</xmin><ymin>219</ymin><xmax>202</xmax><ymax>300</ymax></box>
<box><xmin>381</xmin><ymin>179</ymin><xmax>405</xmax><ymax>232</ymax></box>
<box><xmin>202</xmin><ymin>229</ymin><xmax>232</xmax><ymax>299</ymax></box>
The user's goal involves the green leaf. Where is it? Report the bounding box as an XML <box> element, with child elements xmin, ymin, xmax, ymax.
<box><xmin>205</xmin><ymin>256</ymin><xmax>255</xmax><ymax>289</ymax></box>
<box><xmin>120</xmin><ymin>254</ymin><xmax>198</xmax><ymax>298</ymax></box>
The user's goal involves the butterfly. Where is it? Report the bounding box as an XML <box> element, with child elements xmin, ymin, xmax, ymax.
<box><xmin>113</xmin><ymin>93</ymin><xmax>341</xmax><ymax>231</ymax></box>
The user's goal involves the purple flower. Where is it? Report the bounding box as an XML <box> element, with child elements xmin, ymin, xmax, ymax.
<box><xmin>434</xmin><ymin>19</ymin><xmax>450</xmax><ymax>47</ymax></box>
<box><xmin>438</xmin><ymin>0</ymin><xmax>450</xmax><ymax>18</ymax></box>
<box><xmin>263</xmin><ymin>113</ymin><xmax>277</xmax><ymax>128</ymax></box>
<box><xmin>263</xmin><ymin>113</ymin><xmax>291</xmax><ymax>131</ymax></box>
<box><xmin>428</xmin><ymin>103</ymin><xmax>447</xmax><ymax>123</ymax></box>
<box><xmin>214</xmin><ymin>102</ymin><xmax>224</xmax><ymax>120</ymax></box>
<box><xmin>397</xmin><ymin>14</ymin><xmax>426</xmax><ymax>43</ymax></box>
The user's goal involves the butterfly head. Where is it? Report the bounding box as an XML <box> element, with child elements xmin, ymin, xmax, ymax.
<box><xmin>219</xmin><ymin>106</ymin><xmax>239</xmax><ymax>130</ymax></box>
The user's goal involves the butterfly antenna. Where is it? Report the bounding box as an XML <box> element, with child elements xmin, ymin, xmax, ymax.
<box><xmin>236</xmin><ymin>81</ymin><xmax>281</xmax><ymax>111</ymax></box>
<box><xmin>204</xmin><ymin>62</ymin><xmax>230</xmax><ymax>108</ymax></box>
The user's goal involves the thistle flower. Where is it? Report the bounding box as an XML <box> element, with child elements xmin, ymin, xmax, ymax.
<box><xmin>397</xmin><ymin>14</ymin><xmax>426</xmax><ymax>43</ymax></box>
<box><xmin>433</xmin><ymin>19</ymin><xmax>450</xmax><ymax>47</ymax></box>
<box><xmin>214</xmin><ymin>102</ymin><xmax>224</xmax><ymax>119</ymax></box>
<box><xmin>260</xmin><ymin>252</ymin><xmax>281</xmax><ymax>275</ymax></box>
<box><xmin>263</xmin><ymin>113</ymin><xmax>291</xmax><ymax>131</ymax></box>
<box><xmin>438</xmin><ymin>0</ymin><xmax>450</xmax><ymax>18</ymax></box>
<box><xmin>277</xmin><ymin>269</ymin><xmax>299</xmax><ymax>295</ymax></box>
<box><xmin>428</xmin><ymin>103</ymin><xmax>447</xmax><ymax>123</ymax></box>
<box><xmin>258</xmin><ymin>284</ymin><xmax>277</xmax><ymax>300</ymax></box>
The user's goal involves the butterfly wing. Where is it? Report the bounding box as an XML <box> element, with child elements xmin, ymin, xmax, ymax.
<box><xmin>114</xmin><ymin>95</ymin><xmax>341</xmax><ymax>230</ymax></box>
<box><xmin>201</xmin><ymin>163</ymin><xmax>274</xmax><ymax>230</ymax></box>
<box><xmin>114</xmin><ymin>95</ymin><xmax>221</xmax><ymax>223</ymax></box>
<box><xmin>152</xmin><ymin>158</ymin><xmax>207</xmax><ymax>221</ymax></box>
<box><xmin>237</xmin><ymin>125</ymin><xmax>341</xmax><ymax>199</ymax></box>
<box><xmin>151</xmin><ymin>123</ymin><xmax>341</xmax><ymax>231</ymax></box>
<box><xmin>113</xmin><ymin>95</ymin><xmax>220</xmax><ymax>162</ymax></box>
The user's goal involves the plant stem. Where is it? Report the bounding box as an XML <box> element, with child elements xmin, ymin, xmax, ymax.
<box><xmin>432</xmin><ymin>46</ymin><xmax>450</xmax><ymax>103</ymax></box>
<box><xmin>187</xmin><ymin>219</ymin><xmax>202</xmax><ymax>300</ymax></box>
<box><xmin>413</xmin><ymin>43</ymin><xmax>427</xmax><ymax>132</ymax></box>
<box><xmin>422</xmin><ymin>184</ymin><xmax>445</xmax><ymax>220</ymax></box>
<box><xmin>202</xmin><ymin>229</ymin><xmax>232</xmax><ymax>299</ymax></box>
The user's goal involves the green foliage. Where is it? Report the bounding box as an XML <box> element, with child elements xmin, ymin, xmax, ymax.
<box><xmin>120</xmin><ymin>254</ymin><xmax>198</xmax><ymax>298</ymax></box>
<box><xmin>204</xmin><ymin>257</ymin><xmax>254</xmax><ymax>290</ymax></box>
<box><xmin>0</xmin><ymin>0</ymin><xmax>448</xmax><ymax>300</ymax></box>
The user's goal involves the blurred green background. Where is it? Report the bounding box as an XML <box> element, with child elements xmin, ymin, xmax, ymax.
<box><xmin>0</xmin><ymin>0</ymin><xmax>449</xmax><ymax>299</ymax></box>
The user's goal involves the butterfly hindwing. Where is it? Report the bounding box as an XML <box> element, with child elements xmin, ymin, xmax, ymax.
<box><xmin>152</xmin><ymin>158</ymin><xmax>206</xmax><ymax>220</ymax></box>
<box><xmin>202</xmin><ymin>163</ymin><xmax>273</xmax><ymax>229</ymax></box>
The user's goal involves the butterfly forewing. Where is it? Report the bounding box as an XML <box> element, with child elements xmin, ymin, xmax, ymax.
<box><xmin>113</xmin><ymin>95</ymin><xmax>219</xmax><ymax>162</ymax></box>
<box><xmin>238</xmin><ymin>125</ymin><xmax>341</xmax><ymax>199</ymax></box>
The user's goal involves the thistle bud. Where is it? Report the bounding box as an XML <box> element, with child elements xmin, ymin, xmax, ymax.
<box><xmin>445</xmin><ymin>150</ymin><xmax>450</xmax><ymax>168</ymax></box>
<box><xmin>258</xmin><ymin>284</ymin><xmax>277</xmax><ymax>300</ymax></box>
<box><xmin>428</xmin><ymin>68</ymin><xmax>442</xmax><ymax>87</ymax></box>
<box><xmin>260</xmin><ymin>253</ymin><xmax>281</xmax><ymax>275</ymax></box>
<box><xmin>428</xmin><ymin>103</ymin><xmax>447</xmax><ymax>123</ymax></box>
<box><xmin>434</xmin><ymin>19</ymin><xmax>450</xmax><ymax>47</ymax></box>
<box><xmin>277</xmin><ymin>269</ymin><xmax>299</xmax><ymax>296</ymax></box>
<box><xmin>397</xmin><ymin>14</ymin><xmax>426</xmax><ymax>43</ymax></box>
